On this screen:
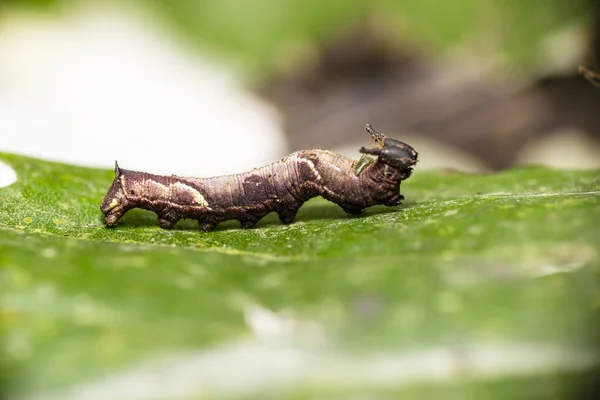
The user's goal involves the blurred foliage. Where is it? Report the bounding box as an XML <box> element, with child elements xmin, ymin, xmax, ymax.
<box><xmin>0</xmin><ymin>0</ymin><xmax>593</xmax><ymax>78</ymax></box>
<box><xmin>1</xmin><ymin>153</ymin><xmax>599</xmax><ymax>398</ymax></box>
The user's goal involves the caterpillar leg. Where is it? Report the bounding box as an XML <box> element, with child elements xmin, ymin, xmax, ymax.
<box><xmin>157</xmin><ymin>210</ymin><xmax>180</xmax><ymax>229</ymax></box>
<box><xmin>238</xmin><ymin>213</ymin><xmax>265</xmax><ymax>229</ymax></box>
<box><xmin>384</xmin><ymin>193</ymin><xmax>404</xmax><ymax>207</ymax></box>
<box><xmin>342</xmin><ymin>206</ymin><xmax>363</xmax><ymax>215</ymax></box>
<box><xmin>277</xmin><ymin>202</ymin><xmax>303</xmax><ymax>224</ymax></box>
<box><xmin>158</xmin><ymin>216</ymin><xmax>179</xmax><ymax>229</ymax></box>
<box><xmin>239</xmin><ymin>219</ymin><xmax>258</xmax><ymax>229</ymax></box>
<box><xmin>198</xmin><ymin>220</ymin><xmax>216</xmax><ymax>232</ymax></box>
<box><xmin>158</xmin><ymin>218</ymin><xmax>177</xmax><ymax>229</ymax></box>
<box><xmin>104</xmin><ymin>210</ymin><xmax>123</xmax><ymax>227</ymax></box>
<box><xmin>103</xmin><ymin>204</ymin><xmax>132</xmax><ymax>227</ymax></box>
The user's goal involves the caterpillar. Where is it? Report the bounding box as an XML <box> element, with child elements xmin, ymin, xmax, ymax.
<box><xmin>100</xmin><ymin>124</ymin><xmax>418</xmax><ymax>232</ymax></box>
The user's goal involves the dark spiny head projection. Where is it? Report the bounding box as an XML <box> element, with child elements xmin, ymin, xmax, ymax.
<box><xmin>359</xmin><ymin>124</ymin><xmax>418</xmax><ymax>179</ymax></box>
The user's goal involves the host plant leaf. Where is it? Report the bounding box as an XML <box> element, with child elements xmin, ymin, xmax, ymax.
<box><xmin>1</xmin><ymin>153</ymin><xmax>599</xmax><ymax>399</ymax></box>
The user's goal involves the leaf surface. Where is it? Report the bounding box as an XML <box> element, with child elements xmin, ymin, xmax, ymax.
<box><xmin>1</xmin><ymin>153</ymin><xmax>599</xmax><ymax>399</ymax></box>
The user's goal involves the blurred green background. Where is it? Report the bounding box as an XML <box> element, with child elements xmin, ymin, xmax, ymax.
<box><xmin>3</xmin><ymin>0</ymin><xmax>593</xmax><ymax>78</ymax></box>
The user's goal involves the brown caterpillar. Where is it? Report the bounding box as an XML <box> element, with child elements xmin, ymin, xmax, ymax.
<box><xmin>100</xmin><ymin>124</ymin><xmax>418</xmax><ymax>231</ymax></box>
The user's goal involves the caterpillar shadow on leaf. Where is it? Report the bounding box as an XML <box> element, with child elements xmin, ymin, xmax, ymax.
<box><xmin>114</xmin><ymin>200</ymin><xmax>410</xmax><ymax>231</ymax></box>
<box><xmin>100</xmin><ymin>124</ymin><xmax>418</xmax><ymax>232</ymax></box>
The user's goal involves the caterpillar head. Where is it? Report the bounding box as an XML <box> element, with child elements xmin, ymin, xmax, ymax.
<box><xmin>359</xmin><ymin>124</ymin><xmax>418</xmax><ymax>177</ymax></box>
<box><xmin>100</xmin><ymin>161</ymin><xmax>133</xmax><ymax>226</ymax></box>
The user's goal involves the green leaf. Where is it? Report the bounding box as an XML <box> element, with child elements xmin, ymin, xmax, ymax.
<box><xmin>151</xmin><ymin>0</ymin><xmax>591</xmax><ymax>77</ymax></box>
<box><xmin>1</xmin><ymin>153</ymin><xmax>599</xmax><ymax>399</ymax></box>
